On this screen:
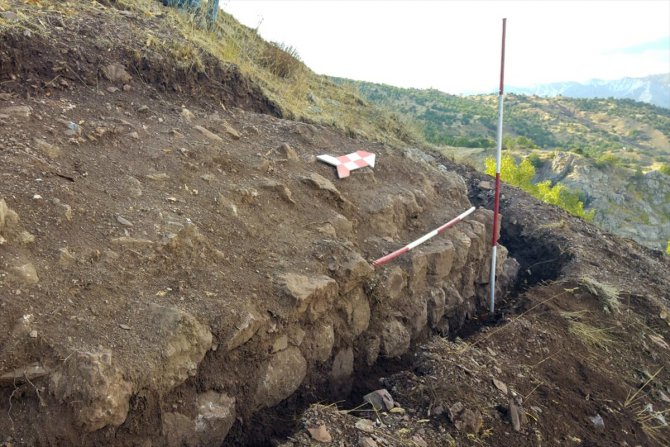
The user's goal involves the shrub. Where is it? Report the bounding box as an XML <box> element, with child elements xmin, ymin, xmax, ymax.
<box><xmin>659</xmin><ymin>163</ymin><xmax>670</xmax><ymax>176</ymax></box>
<box><xmin>486</xmin><ymin>153</ymin><xmax>594</xmax><ymax>221</ymax></box>
<box><xmin>527</xmin><ymin>152</ymin><xmax>543</xmax><ymax>168</ymax></box>
<box><xmin>259</xmin><ymin>41</ymin><xmax>302</xmax><ymax>78</ymax></box>
<box><xmin>595</xmin><ymin>153</ymin><xmax>621</xmax><ymax>170</ymax></box>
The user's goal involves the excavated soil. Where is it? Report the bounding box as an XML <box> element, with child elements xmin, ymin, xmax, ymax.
<box><xmin>1</xmin><ymin>2</ymin><xmax>670</xmax><ymax>447</ymax></box>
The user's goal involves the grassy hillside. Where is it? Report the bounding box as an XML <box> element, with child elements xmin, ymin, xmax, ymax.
<box><xmin>339</xmin><ymin>79</ymin><xmax>670</xmax><ymax>171</ymax></box>
<box><xmin>0</xmin><ymin>0</ymin><xmax>419</xmax><ymax>146</ymax></box>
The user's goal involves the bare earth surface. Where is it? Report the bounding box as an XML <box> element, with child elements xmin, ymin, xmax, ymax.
<box><xmin>1</xmin><ymin>2</ymin><xmax>669</xmax><ymax>446</ymax></box>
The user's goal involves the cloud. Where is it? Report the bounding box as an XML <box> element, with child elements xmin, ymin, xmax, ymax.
<box><xmin>610</xmin><ymin>36</ymin><xmax>670</xmax><ymax>54</ymax></box>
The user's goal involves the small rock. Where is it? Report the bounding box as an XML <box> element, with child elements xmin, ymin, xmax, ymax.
<box><xmin>127</xmin><ymin>131</ymin><xmax>139</xmax><ymax>140</ymax></box>
<box><xmin>29</xmin><ymin>330</ymin><xmax>38</xmax><ymax>338</ymax></box>
<box><xmin>354</xmin><ymin>419</ymin><xmax>375</xmax><ymax>433</ymax></box>
<box><xmin>59</xmin><ymin>248</ymin><xmax>76</xmax><ymax>265</ymax></box>
<box><xmin>119</xmin><ymin>324</ymin><xmax>131</xmax><ymax>330</ymax></box>
<box><xmin>307</xmin><ymin>425</ymin><xmax>332</xmax><ymax>443</ymax></box>
<box><xmin>102</xmin><ymin>63</ymin><xmax>132</xmax><ymax>83</ymax></box>
<box><xmin>1</xmin><ymin>11</ymin><xmax>19</xmax><ymax>21</ymax></box>
<box><xmin>116</xmin><ymin>215</ymin><xmax>133</xmax><ymax>227</ymax></box>
<box><xmin>147</xmin><ymin>173</ymin><xmax>170</xmax><ymax>181</ymax></box>
<box><xmin>590</xmin><ymin>413</ymin><xmax>604</xmax><ymax>430</ymax></box>
<box><xmin>34</xmin><ymin>138</ymin><xmax>61</xmax><ymax>158</ymax></box>
<box><xmin>179</xmin><ymin>108</ymin><xmax>194</xmax><ymax>123</ymax></box>
<box><xmin>63</xmin><ymin>204</ymin><xmax>73</xmax><ymax>221</ymax></box>
<box><xmin>13</xmin><ymin>263</ymin><xmax>38</xmax><ymax>284</ymax></box>
<box><xmin>492</xmin><ymin>377</ymin><xmax>508</xmax><ymax>395</ymax></box>
<box><xmin>455</xmin><ymin>408</ymin><xmax>483</xmax><ymax>434</ymax></box>
<box><xmin>18</xmin><ymin>231</ymin><xmax>35</xmax><ymax>244</ymax></box>
<box><xmin>271</xmin><ymin>335</ymin><xmax>288</xmax><ymax>353</ymax></box>
<box><xmin>123</xmin><ymin>84</ymin><xmax>131</xmax><ymax>92</ymax></box>
<box><xmin>194</xmin><ymin>125</ymin><xmax>223</xmax><ymax>142</ymax></box>
<box><xmin>363</xmin><ymin>389</ymin><xmax>394</xmax><ymax>411</ymax></box>
<box><xmin>106</xmin><ymin>86</ymin><xmax>119</xmax><ymax>93</ymax></box>
<box><xmin>509</xmin><ymin>400</ymin><xmax>522</xmax><ymax>431</ymax></box>
<box><xmin>0</xmin><ymin>105</ymin><xmax>31</xmax><ymax>119</ymax></box>
<box><xmin>478</xmin><ymin>180</ymin><xmax>493</xmax><ymax>190</ymax></box>
<box><xmin>276</xmin><ymin>142</ymin><xmax>299</xmax><ymax>161</ymax></box>
<box><xmin>137</xmin><ymin>105</ymin><xmax>149</xmax><ymax>113</ymax></box>
<box><xmin>222</xmin><ymin>122</ymin><xmax>241</xmax><ymax>139</ymax></box>
<box><xmin>65</xmin><ymin>121</ymin><xmax>81</xmax><ymax>136</ymax></box>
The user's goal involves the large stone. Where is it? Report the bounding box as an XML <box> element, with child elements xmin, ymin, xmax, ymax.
<box><xmin>102</xmin><ymin>63</ymin><xmax>132</xmax><ymax>83</ymax></box>
<box><xmin>145</xmin><ymin>304</ymin><xmax>213</xmax><ymax>392</ymax></box>
<box><xmin>350</xmin><ymin>289</ymin><xmax>371</xmax><ymax>337</ymax></box>
<box><xmin>330</xmin><ymin>346</ymin><xmax>354</xmax><ymax>382</ymax></box>
<box><xmin>380</xmin><ymin>320</ymin><xmax>410</xmax><ymax>358</ymax></box>
<box><xmin>302</xmin><ymin>321</ymin><xmax>334</xmax><ymax>362</ymax></box>
<box><xmin>333</xmin><ymin>252</ymin><xmax>373</xmax><ymax>293</ymax></box>
<box><xmin>195</xmin><ymin>391</ymin><xmax>236</xmax><ymax>445</ymax></box>
<box><xmin>221</xmin><ymin>305</ymin><xmax>265</xmax><ymax>351</ymax></box>
<box><xmin>0</xmin><ymin>198</ymin><xmax>19</xmax><ymax>231</ymax></box>
<box><xmin>162</xmin><ymin>412</ymin><xmax>195</xmax><ymax>447</ymax></box>
<box><xmin>358</xmin><ymin>334</ymin><xmax>381</xmax><ymax>366</ymax></box>
<box><xmin>427</xmin><ymin>287</ymin><xmax>446</xmax><ymax>329</ymax></box>
<box><xmin>424</xmin><ymin>240</ymin><xmax>455</xmax><ymax>282</ymax></box>
<box><xmin>373</xmin><ymin>266</ymin><xmax>406</xmax><ymax>303</ymax></box>
<box><xmin>50</xmin><ymin>350</ymin><xmax>132</xmax><ymax>432</ymax></box>
<box><xmin>254</xmin><ymin>346</ymin><xmax>307</xmax><ymax>409</ymax></box>
<box><xmin>408</xmin><ymin>252</ymin><xmax>428</xmax><ymax>295</ymax></box>
<box><xmin>301</xmin><ymin>173</ymin><xmax>343</xmax><ymax>200</ymax></box>
<box><xmin>279</xmin><ymin>273</ymin><xmax>338</xmax><ymax>321</ymax></box>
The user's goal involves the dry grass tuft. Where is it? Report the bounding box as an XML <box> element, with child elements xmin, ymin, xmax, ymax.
<box><xmin>579</xmin><ymin>276</ymin><xmax>621</xmax><ymax>313</ymax></box>
<box><xmin>560</xmin><ymin>310</ymin><xmax>613</xmax><ymax>349</ymax></box>
<box><xmin>259</xmin><ymin>41</ymin><xmax>303</xmax><ymax>79</ymax></box>
<box><xmin>568</xmin><ymin>321</ymin><xmax>613</xmax><ymax>349</ymax></box>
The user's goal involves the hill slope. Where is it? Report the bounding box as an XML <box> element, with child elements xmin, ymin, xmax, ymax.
<box><xmin>0</xmin><ymin>1</ymin><xmax>669</xmax><ymax>446</ymax></box>
<box><xmin>341</xmin><ymin>79</ymin><xmax>670</xmax><ymax>250</ymax></box>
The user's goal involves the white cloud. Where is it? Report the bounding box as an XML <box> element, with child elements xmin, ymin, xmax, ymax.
<box><xmin>224</xmin><ymin>0</ymin><xmax>670</xmax><ymax>93</ymax></box>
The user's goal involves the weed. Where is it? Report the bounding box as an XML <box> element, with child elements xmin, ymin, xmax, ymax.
<box><xmin>567</xmin><ymin>320</ymin><xmax>613</xmax><ymax>349</ymax></box>
<box><xmin>579</xmin><ymin>276</ymin><xmax>621</xmax><ymax>313</ymax></box>
<box><xmin>258</xmin><ymin>41</ymin><xmax>303</xmax><ymax>79</ymax></box>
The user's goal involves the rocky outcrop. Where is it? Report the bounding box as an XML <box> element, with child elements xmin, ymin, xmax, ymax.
<box><xmin>536</xmin><ymin>152</ymin><xmax>670</xmax><ymax>250</ymax></box>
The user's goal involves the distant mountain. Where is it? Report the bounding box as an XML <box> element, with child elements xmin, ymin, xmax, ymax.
<box><xmin>510</xmin><ymin>74</ymin><xmax>670</xmax><ymax>109</ymax></box>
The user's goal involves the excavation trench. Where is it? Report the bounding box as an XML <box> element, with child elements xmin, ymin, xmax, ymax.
<box><xmin>227</xmin><ymin>214</ymin><xmax>571</xmax><ymax>446</ymax></box>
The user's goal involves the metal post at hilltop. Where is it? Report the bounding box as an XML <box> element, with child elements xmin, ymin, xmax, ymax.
<box><xmin>490</xmin><ymin>18</ymin><xmax>507</xmax><ymax>315</ymax></box>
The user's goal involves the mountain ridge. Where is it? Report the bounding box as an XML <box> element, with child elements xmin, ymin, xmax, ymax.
<box><xmin>509</xmin><ymin>73</ymin><xmax>670</xmax><ymax>109</ymax></box>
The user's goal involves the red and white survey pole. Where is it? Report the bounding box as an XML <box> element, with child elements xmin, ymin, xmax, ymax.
<box><xmin>490</xmin><ymin>18</ymin><xmax>507</xmax><ymax>315</ymax></box>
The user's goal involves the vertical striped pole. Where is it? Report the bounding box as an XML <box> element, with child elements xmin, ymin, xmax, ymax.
<box><xmin>490</xmin><ymin>18</ymin><xmax>507</xmax><ymax>314</ymax></box>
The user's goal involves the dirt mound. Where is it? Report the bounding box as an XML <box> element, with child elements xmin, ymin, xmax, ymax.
<box><xmin>0</xmin><ymin>1</ymin><xmax>280</xmax><ymax>116</ymax></box>
<box><xmin>2</xmin><ymin>2</ymin><xmax>669</xmax><ymax>446</ymax></box>
<box><xmin>0</xmin><ymin>3</ymin><xmax>522</xmax><ymax>445</ymax></box>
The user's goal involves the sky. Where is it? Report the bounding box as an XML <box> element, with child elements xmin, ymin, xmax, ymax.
<box><xmin>223</xmin><ymin>0</ymin><xmax>670</xmax><ymax>95</ymax></box>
